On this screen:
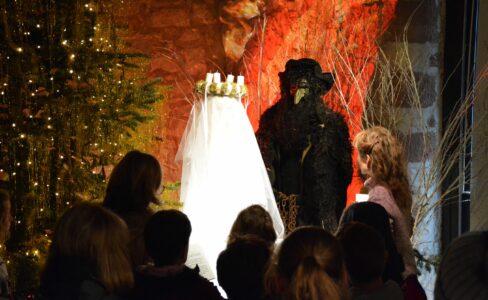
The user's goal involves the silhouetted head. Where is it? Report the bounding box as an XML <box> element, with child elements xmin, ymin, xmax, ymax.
<box><xmin>218</xmin><ymin>236</ymin><xmax>271</xmax><ymax>300</ymax></box>
<box><xmin>266</xmin><ymin>226</ymin><xmax>347</xmax><ymax>300</ymax></box>
<box><xmin>228</xmin><ymin>204</ymin><xmax>277</xmax><ymax>247</ymax></box>
<box><xmin>42</xmin><ymin>203</ymin><xmax>133</xmax><ymax>293</ymax></box>
<box><xmin>338</xmin><ymin>202</ymin><xmax>405</xmax><ymax>284</ymax></box>
<box><xmin>104</xmin><ymin>150</ymin><xmax>162</xmax><ymax>214</ymax></box>
<box><xmin>144</xmin><ymin>209</ymin><xmax>192</xmax><ymax>267</ymax></box>
<box><xmin>336</xmin><ymin>222</ymin><xmax>387</xmax><ymax>284</ymax></box>
<box><xmin>435</xmin><ymin>231</ymin><xmax>488</xmax><ymax>300</ymax></box>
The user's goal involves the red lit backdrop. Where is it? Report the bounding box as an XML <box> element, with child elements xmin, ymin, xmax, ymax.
<box><xmin>119</xmin><ymin>0</ymin><xmax>398</xmax><ymax>205</ymax></box>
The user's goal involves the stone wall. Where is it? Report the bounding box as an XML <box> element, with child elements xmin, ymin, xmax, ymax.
<box><xmin>382</xmin><ymin>0</ymin><xmax>443</xmax><ymax>297</ymax></box>
<box><xmin>118</xmin><ymin>0</ymin><xmax>399</xmax><ymax>202</ymax></box>
<box><xmin>471</xmin><ymin>1</ymin><xmax>488</xmax><ymax>231</ymax></box>
<box><xmin>118</xmin><ymin>0</ymin><xmax>226</xmax><ymax>182</ymax></box>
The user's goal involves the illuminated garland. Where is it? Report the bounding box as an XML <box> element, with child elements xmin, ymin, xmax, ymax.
<box><xmin>195</xmin><ymin>80</ymin><xmax>248</xmax><ymax>98</ymax></box>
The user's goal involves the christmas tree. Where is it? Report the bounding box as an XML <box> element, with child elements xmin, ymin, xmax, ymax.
<box><xmin>0</xmin><ymin>0</ymin><xmax>163</xmax><ymax>292</ymax></box>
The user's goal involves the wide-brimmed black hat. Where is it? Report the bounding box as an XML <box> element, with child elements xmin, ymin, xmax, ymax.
<box><xmin>279</xmin><ymin>58</ymin><xmax>335</xmax><ymax>92</ymax></box>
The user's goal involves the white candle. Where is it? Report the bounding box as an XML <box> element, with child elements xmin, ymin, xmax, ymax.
<box><xmin>237</xmin><ymin>75</ymin><xmax>244</xmax><ymax>85</ymax></box>
<box><xmin>213</xmin><ymin>72</ymin><xmax>221</xmax><ymax>83</ymax></box>
<box><xmin>205</xmin><ymin>73</ymin><xmax>213</xmax><ymax>83</ymax></box>
<box><xmin>226</xmin><ymin>74</ymin><xmax>234</xmax><ymax>83</ymax></box>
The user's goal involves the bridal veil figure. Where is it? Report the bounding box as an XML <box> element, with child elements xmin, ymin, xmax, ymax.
<box><xmin>177</xmin><ymin>73</ymin><xmax>285</xmax><ymax>278</ymax></box>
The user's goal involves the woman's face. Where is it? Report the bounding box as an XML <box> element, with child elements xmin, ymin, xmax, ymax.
<box><xmin>357</xmin><ymin>153</ymin><xmax>371</xmax><ymax>179</ymax></box>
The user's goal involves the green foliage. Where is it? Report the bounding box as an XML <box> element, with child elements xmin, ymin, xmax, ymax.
<box><xmin>0</xmin><ymin>0</ymin><xmax>164</xmax><ymax>291</ymax></box>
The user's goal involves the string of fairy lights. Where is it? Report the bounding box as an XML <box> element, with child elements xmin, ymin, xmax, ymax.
<box><xmin>0</xmin><ymin>1</ymin><xmax>161</xmax><ymax>287</ymax></box>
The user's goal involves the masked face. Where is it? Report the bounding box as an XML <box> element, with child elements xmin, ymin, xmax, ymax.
<box><xmin>289</xmin><ymin>78</ymin><xmax>310</xmax><ymax>104</ymax></box>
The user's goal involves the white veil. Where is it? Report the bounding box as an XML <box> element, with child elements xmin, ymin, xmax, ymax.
<box><xmin>177</xmin><ymin>82</ymin><xmax>284</xmax><ymax>278</ymax></box>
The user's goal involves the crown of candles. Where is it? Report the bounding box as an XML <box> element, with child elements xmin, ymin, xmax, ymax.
<box><xmin>195</xmin><ymin>72</ymin><xmax>247</xmax><ymax>97</ymax></box>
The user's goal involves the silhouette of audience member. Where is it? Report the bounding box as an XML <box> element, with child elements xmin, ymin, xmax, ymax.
<box><xmin>265</xmin><ymin>226</ymin><xmax>347</xmax><ymax>300</ymax></box>
<box><xmin>435</xmin><ymin>231</ymin><xmax>488</xmax><ymax>300</ymax></box>
<box><xmin>132</xmin><ymin>210</ymin><xmax>223</xmax><ymax>300</ymax></box>
<box><xmin>353</xmin><ymin>127</ymin><xmax>416</xmax><ymax>277</ymax></box>
<box><xmin>338</xmin><ymin>202</ymin><xmax>405</xmax><ymax>285</ymax></box>
<box><xmin>40</xmin><ymin>203</ymin><xmax>133</xmax><ymax>300</ymax></box>
<box><xmin>0</xmin><ymin>190</ymin><xmax>13</xmax><ymax>300</ymax></box>
<box><xmin>339</xmin><ymin>202</ymin><xmax>426</xmax><ymax>300</ymax></box>
<box><xmin>103</xmin><ymin>150</ymin><xmax>163</xmax><ymax>267</ymax></box>
<box><xmin>228</xmin><ymin>204</ymin><xmax>277</xmax><ymax>247</ymax></box>
<box><xmin>217</xmin><ymin>236</ymin><xmax>271</xmax><ymax>300</ymax></box>
<box><xmin>337</xmin><ymin>222</ymin><xmax>403</xmax><ymax>300</ymax></box>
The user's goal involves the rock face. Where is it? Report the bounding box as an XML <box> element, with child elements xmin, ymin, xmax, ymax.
<box><xmin>118</xmin><ymin>0</ymin><xmax>399</xmax><ymax>205</ymax></box>
<box><xmin>118</xmin><ymin>0</ymin><xmax>226</xmax><ymax>182</ymax></box>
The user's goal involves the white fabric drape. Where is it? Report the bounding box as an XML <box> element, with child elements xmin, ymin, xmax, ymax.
<box><xmin>177</xmin><ymin>95</ymin><xmax>284</xmax><ymax>277</ymax></box>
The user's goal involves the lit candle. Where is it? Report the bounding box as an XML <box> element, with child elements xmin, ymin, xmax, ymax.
<box><xmin>205</xmin><ymin>73</ymin><xmax>213</xmax><ymax>83</ymax></box>
<box><xmin>226</xmin><ymin>74</ymin><xmax>234</xmax><ymax>83</ymax></box>
<box><xmin>237</xmin><ymin>75</ymin><xmax>244</xmax><ymax>85</ymax></box>
<box><xmin>213</xmin><ymin>72</ymin><xmax>221</xmax><ymax>83</ymax></box>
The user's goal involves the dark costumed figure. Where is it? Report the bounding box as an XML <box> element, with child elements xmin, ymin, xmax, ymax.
<box><xmin>256</xmin><ymin>58</ymin><xmax>352</xmax><ymax>231</ymax></box>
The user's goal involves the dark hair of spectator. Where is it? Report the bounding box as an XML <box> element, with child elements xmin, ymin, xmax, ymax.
<box><xmin>338</xmin><ymin>201</ymin><xmax>405</xmax><ymax>284</ymax></box>
<box><xmin>228</xmin><ymin>204</ymin><xmax>277</xmax><ymax>246</ymax></box>
<box><xmin>217</xmin><ymin>236</ymin><xmax>271</xmax><ymax>300</ymax></box>
<box><xmin>265</xmin><ymin>226</ymin><xmax>346</xmax><ymax>300</ymax></box>
<box><xmin>103</xmin><ymin>150</ymin><xmax>162</xmax><ymax>213</ymax></box>
<box><xmin>144</xmin><ymin>209</ymin><xmax>192</xmax><ymax>266</ymax></box>
<box><xmin>41</xmin><ymin>203</ymin><xmax>133</xmax><ymax>293</ymax></box>
<box><xmin>336</xmin><ymin>222</ymin><xmax>387</xmax><ymax>284</ymax></box>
